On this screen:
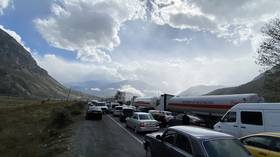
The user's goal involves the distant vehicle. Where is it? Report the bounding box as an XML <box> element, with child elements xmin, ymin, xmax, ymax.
<box><xmin>95</xmin><ymin>102</ymin><xmax>108</xmax><ymax>114</ymax></box>
<box><xmin>119</xmin><ymin>107</ymin><xmax>134</xmax><ymax>122</ymax></box>
<box><xmin>149</xmin><ymin>110</ymin><xmax>174</xmax><ymax>127</ymax></box>
<box><xmin>126</xmin><ymin>112</ymin><xmax>159</xmax><ymax>133</ymax></box>
<box><xmin>167</xmin><ymin>94</ymin><xmax>263</xmax><ymax>127</ymax></box>
<box><xmin>113</xmin><ymin>106</ymin><xmax>123</xmax><ymax>117</ymax></box>
<box><xmin>133</xmin><ymin>97</ymin><xmax>158</xmax><ymax>108</ymax></box>
<box><xmin>144</xmin><ymin>126</ymin><xmax>252</xmax><ymax>157</ymax></box>
<box><xmin>214</xmin><ymin>103</ymin><xmax>280</xmax><ymax>137</ymax></box>
<box><xmin>240</xmin><ymin>132</ymin><xmax>280</xmax><ymax>157</ymax></box>
<box><xmin>85</xmin><ymin>106</ymin><xmax>102</xmax><ymax>120</ymax></box>
<box><xmin>168</xmin><ymin>113</ymin><xmax>206</xmax><ymax>126</ymax></box>
<box><xmin>109</xmin><ymin>102</ymin><xmax>120</xmax><ymax>114</ymax></box>
<box><xmin>137</xmin><ymin>106</ymin><xmax>155</xmax><ymax>113</ymax></box>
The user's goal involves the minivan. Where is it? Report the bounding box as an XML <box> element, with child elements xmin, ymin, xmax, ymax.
<box><xmin>214</xmin><ymin>103</ymin><xmax>280</xmax><ymax>137</ymax></box>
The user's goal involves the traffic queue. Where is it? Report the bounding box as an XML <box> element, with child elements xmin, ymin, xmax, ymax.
<box><xmin>85</xmin><ymin>94</ymin><xmax>280</xmax><ymax>157</ymax></box>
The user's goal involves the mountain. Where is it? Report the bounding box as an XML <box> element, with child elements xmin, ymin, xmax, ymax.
<box><xmin>67</xmin><ymin>79</ymin><xmax>160</xmax><ymax>97</ymax></box>
<box><xmin>208</xmin><ymin>66</ymin><xmax>280</xmax><ymax>102</ymax></box>
<box><xmin>0</xmin><ymin>28</ymin><xmax>88</xmax><ymax>99</ymax></box>
<box><xmin>178</xmin><ymin>85</ymin><xmax>224</xmax><ymax>96</ymax></box>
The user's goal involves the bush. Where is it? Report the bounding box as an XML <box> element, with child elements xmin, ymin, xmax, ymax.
<box><xmin>49</xmin><ymin>107</ymin><xmax>72</xmax><ymax>129</ymax></box>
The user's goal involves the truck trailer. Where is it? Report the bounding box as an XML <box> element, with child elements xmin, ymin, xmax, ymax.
<box><xmin>167</xmin><ymin>93</ymin><xmax>264</xmax><ymax>127</ymax></box>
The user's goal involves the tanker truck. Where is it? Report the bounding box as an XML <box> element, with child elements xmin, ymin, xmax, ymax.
<box><xmin>166</xmin><ymin>93</ymin><xmax>264</xmax><ymax>127</ymax></box>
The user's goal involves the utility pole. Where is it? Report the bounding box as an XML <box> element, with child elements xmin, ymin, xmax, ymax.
<box><xmin>66</xmin><ymin>87</ymin><xmax>71</xmax><ymax>102</ymax></box>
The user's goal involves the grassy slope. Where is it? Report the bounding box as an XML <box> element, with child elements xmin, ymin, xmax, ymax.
<box><xmin>0</xmin><ymin>97</ymin><xmax>85</xmax><ymax>157</ymax></box>
<box><xmin>208</xmin><ymin>66</ymin><xmax>280</xmax><ymax>102</ymax></box>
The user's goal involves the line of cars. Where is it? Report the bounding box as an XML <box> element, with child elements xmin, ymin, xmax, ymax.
<box><xmin>142</xmin><ymin>102</ymin><xmax>280</xmax><ymax>157</ymax></box>
<box><xmin>143</xmin><ymin>126</ymin><xmax>280</xmax><ymax>157</ymax></box>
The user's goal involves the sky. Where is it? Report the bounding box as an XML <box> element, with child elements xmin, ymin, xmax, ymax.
<box><xmin>1</xmin><ymin>0</ymin><xmax>280</xmax><ymax>94</ymax></box>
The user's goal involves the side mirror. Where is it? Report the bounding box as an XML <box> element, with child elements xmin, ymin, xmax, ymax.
<box><xmin>156</xmin><ymin>135</ymin><xmax>162</xmax><ymax>140</ymax></box>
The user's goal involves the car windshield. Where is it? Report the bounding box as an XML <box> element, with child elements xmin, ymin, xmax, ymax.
<box><xmin>123</xmin><ymin>109</ymin><xmax>133</xmax><ymax>115</ymax></box>
<box><xmin>138</xmin><ymin>114</ymin><xmax>154</xmax><ymax>120</ymax></box>
<box><xmin>204</xmin><ymin>139</ymin><xmax>251</xmax><ymax>157</ymax></box>
<box><xmin>96</xmin><ymin>103</ymin><xmax>106</xmax><ymax>106</ymax></box>
<box><xmin>115</xmin><ymin>107</ymin><xmax>122</xmax><ymax>110</ymax></box>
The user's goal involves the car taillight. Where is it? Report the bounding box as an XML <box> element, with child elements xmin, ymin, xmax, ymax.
<box><xmin>140</xmin><ymin>122</ymin><xmax>145</xmax><ymax>127</ymax></box>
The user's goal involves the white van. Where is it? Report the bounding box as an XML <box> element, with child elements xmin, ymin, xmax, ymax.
<box><xmin>214</xmin><ymin>103</ymin><xmax>280</xmax><ymax>138</ymax></box>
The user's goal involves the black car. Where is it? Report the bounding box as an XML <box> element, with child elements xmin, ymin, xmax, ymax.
<box><xmin>143</xmin><ymin>126</ymin><xmax>252</xmax><ymax>157</ymax></box>
<box><xmin>119</xmin><ymin>108</ymin><xmax>134</xmax><ymax>122</ymax></box>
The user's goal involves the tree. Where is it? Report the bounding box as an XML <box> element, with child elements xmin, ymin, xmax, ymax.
<box><xmin>257</xmin><ymin>18</ymin><xmax>280</xmax><ymax>68</ymax></box>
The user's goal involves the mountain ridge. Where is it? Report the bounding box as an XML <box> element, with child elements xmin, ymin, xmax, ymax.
<box><xmin>0</xmin><ymin>28</ymin><xmax>89</xmax><ymax>99</ymax></box>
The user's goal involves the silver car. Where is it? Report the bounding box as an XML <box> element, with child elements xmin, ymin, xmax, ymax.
<box><xmin>126</xmin><ymin>112</ymin><xmax>159</xmax><ymax>133</ymax></box>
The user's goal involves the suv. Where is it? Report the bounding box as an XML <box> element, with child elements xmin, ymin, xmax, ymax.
<box><xmin>144</xmin><ymin>126</ymin><xmax>252</xmax><ymax>157</ymax></box>
<box><xmin>95</xmin><ymin>102</ymin><xmax>108</xmax><ymax>114</ymax></box>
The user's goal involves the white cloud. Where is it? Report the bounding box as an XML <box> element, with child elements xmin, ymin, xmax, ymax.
<box><xmin>34</xmin><ymin>54</ymin><xmax>124</xmax><ymax>83</ymax></box>
<box><xmin>119</xmin><ymin>85</ymin><xmax>144</xmax><ymax>97</ymax></box>
<box><xmin>0</xmin><ymin>25</ymin><xmax>31</xmax><ymax>52</ymax></box>
<box><xmin>0</xmin><ymin>0</ymin><xmax>11</xmax><ymax>15</ymax></box>
<box><xmin>173</xmin><ymin>37</ymin><xmax>192</xmax><ymax>44</ymax></box>
<box><xmin>34</xmin><ymin>0</ymin><xmax>145</xmax><ymax>63</ymax></box>
<box><xmin>149</xmin><ymin>0</ymin><xmax>280</xmax><ymax>47</ymax></box>
<box><xmin>90</xmin><ymin>88</ymin><xmax>101</xmax><ymax>91</ymax></box>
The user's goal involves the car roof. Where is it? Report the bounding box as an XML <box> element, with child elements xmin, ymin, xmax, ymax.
<box><xmin>169</xmin><ymin>126</ymin><xmax>233</xmax><ymax>140</ymax></box>
<box><xmin>242</xmin><ymin>132</ymin><xmax>280</xmax><ymax>138</ymax></box>
<box><xmin>135</xmin><ymin>112</ymin><xmax>150</xmax><ymax>115</ymax></box>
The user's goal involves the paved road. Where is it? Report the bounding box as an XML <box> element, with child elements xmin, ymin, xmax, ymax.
<box><xmin>72</xmin><ymin>114</ymin><xmax>146</xmax><ymax>157</ymax></box>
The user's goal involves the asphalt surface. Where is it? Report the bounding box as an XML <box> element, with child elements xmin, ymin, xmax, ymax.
<box><xmin>72</xmin><ymin>114</ymin><xmax>146</xmax><ymax>157</ymax></box>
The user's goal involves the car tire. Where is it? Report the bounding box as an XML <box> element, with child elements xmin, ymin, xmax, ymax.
<box><xmin>146</xmin><ymin>146</ymin><xmax>153</xmax><ymax>157</ymax></box>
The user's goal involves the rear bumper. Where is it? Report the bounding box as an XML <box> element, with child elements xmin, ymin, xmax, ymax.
<box><xmin>86</xmin><ymin>112</ymin><xmax>102</xmax><ymax>119</ymax></box>
<box><xmin>139</xmin><ymin>126</ymin><xmax>160</xmax><ymax>132</ymax></box>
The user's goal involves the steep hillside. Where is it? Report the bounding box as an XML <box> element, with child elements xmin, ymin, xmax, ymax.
<box><xmin>208</xmin><ymin>66</ymin><xmax>280</xmax><ymax>102</ymax></box>
<box><xmin>0</xmin><ymin>28</ymin><xmax>86</xmax><ymax>99</ymax></box>
<box><xmin>178</xmin><ymin>85</ymin><xmax>224</xmax><ymax>96</ymax></box>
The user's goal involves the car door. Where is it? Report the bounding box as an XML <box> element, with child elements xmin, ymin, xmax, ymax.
<box><xmin>166</xmin><ymin>133</ymin><xmax>194</xmax><ymax>157</ymax></box>
<box><xmin>131</xmin><ymin>114</ymin><xmax>138</xmax><ymax>128</ymax></box>
<box><xmin>240</xmin><ymin>110</ymin><xmax>264</xmax><ymax>137</ymax></box>
<box><xmin>154</xmin><ymin>130</ymin><xmax>176</xmax><ymax>157</ymax></box>
<box><xmin>269</xmin><ymin>136</ymin><xmax>280</xmax><ymax>157</ymax></box>
<box><xmin>219</xmin><ymin>111</ymin><xmax>240</xmax><ymax>137</ymax></box>
<box><xmin>241</xmin><ymin>135</ymin><xmax>272</xmax><ymax>157</ymax></box>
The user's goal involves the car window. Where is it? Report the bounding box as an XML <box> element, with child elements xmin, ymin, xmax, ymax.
<box><xmin>241</xmin><ymin>111</ymin><xmax>263</xmax><ymax>125</ymax></box>
<box><xmin>242</xmin><ymin>136</ymin><xmax>271</xmax><ymax>150</ymax></box>
<box><xmin>163</xmin><ymin>130</ymin><xmax>176</xmax><ymax>145</ymax></box>
<box><xmin>271</xmin><ymin>137</ymin><xmax>280</xmax><ymax>152</ymax></box>
<box><xmin>132</xmin><ymin>115</ymin><xmax>138</xmax><ymax>119</ymax></box>
<box><xmin>204</xmin><ymin>139</ymin><xmax>250</xmax><ymax>157</ymax></box>
<box><xmin>175</xmin><ymin>133</ymin><xmax>193</xmax><ymax>155</ymax></box>
<box><xmin>221</xmin><ymin>112</ymin><xmax>236</xmax><ymax>122</ymax></box>
<box><xmin>139</xmin><ymin>114</ymin><xmax>153</xmax><ymax>120</ymax></box>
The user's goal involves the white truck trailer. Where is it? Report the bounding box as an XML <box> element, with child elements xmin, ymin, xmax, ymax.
<box><xmin>167</xmin><ymin>93</ymin><xmax>264</xmax><ymax>127</ymax></box>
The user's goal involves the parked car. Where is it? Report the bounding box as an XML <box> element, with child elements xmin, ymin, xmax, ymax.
<box><xmin>113</xmin><ymin>106</ymin><xmax>123</xmax><ymax>117</ymax></box>
<box><xmin>126</xmin><ymin>112</ymin><xmax>159</xmax><ymax>133</ymax></box>
<box><xmin>85</xmin><ymin>106</ymin><xmax>102</xmax><ymax>120</ymax></box>
<box><xmin>119</xmin><ymin>107</ymin><xmax>134</xmax><ymax>122</ymax></box>
<box><xmin>240</xmin><ymin>132</ymin><xmax>280</xmax><ymax>157</ymax></box>
<box><xmin>144</xmin><ymin>126</ymin><xmax>252</xmax><ymax>157</ymax></box>
<box><xmin>149</xmin><ymin>110</ymin><xmax>174</xmax><ymax>127</ymax></box>
<box><xmin>214</xmin><ymin>103</ymin><xmax>280</xmax><ymax>137</ymax></box>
